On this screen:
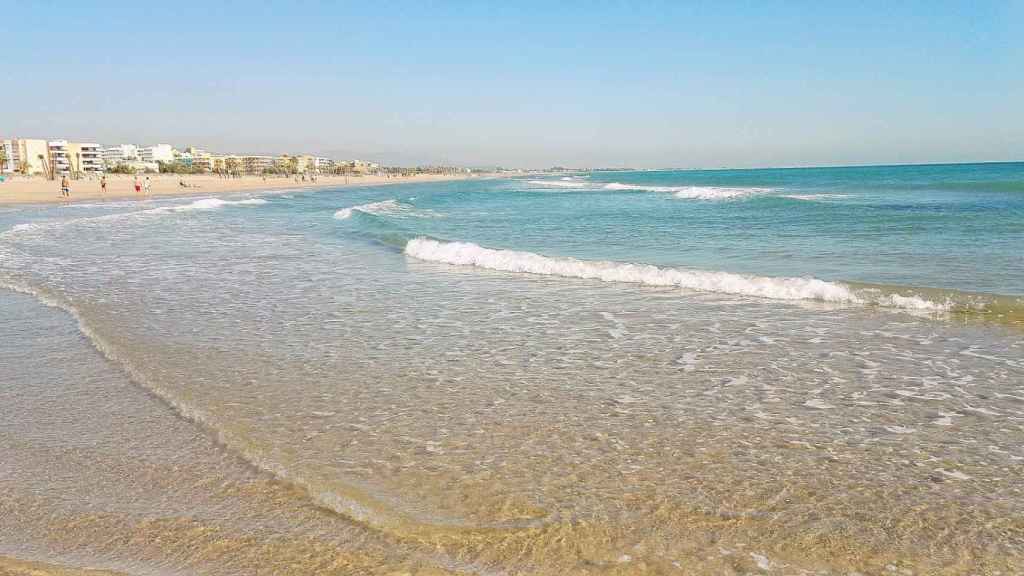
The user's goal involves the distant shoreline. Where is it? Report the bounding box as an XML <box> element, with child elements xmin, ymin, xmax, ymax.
<box><xmin>0</xmin><ymin>172</ymin><xmax>493</xmax><ymax>206</ymax></box>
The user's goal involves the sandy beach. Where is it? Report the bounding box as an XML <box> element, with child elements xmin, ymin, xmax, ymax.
<box><xmin>0</xmin><ymin>556</ymin><xmax>125</xmax><ymax>576</ymax></box>
<box><xmin>0</xmin><ymin>173</ymin><xmax>483</xmax><ymax>205</ymax></box>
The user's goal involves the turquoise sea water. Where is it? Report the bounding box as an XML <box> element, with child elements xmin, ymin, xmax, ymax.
<box><xmin>1</xmin><ymin>163</ymin><xmax>1023</xmax><ymax>575</ymax></box>
<box><xmin>355</xmin><ymin>163</ymin><xmax>1024</xmax><ymax>295</ymax></box>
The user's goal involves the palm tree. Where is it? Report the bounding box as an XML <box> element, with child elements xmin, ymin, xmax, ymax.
<box><xmin>38</xmin><ymin>154</ymin><xmax>50</xmax><ymax>180</ymax></box>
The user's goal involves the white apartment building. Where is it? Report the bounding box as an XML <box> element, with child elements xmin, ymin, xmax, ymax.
<box><xmin>69</xmin><ymin>142</ymin><xmax>104</xmax><ymax>173</ymax></box>
<box><xmin>102</xmin><ymin>144</ymin><xmax>138</xmax><ymax>167</ymax></box>
<box><xmin>48</xmin><ymin>141</ymin><xmax>71</xmax><ymax>175</ymax></box>
<box><xmin>312</xmin><ymin>157</ymin><xmax>335</xmax><ymax>173</ymax></box>
<box><xmin>139</xmin><ymin>144</ymin><xmax>175</xmax><ymax>163</ymax></box>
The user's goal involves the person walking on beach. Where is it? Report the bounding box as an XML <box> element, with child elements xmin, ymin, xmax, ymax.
<box><xmin>144</xmin><ymin>176</ymin><xmax>152</xmax><ymax>197</ymax></box>
<box><xmin>134</xmin><ymin>176</ymin><xmax>142</xmax><ymax>198</ymax></box>
<box><xmin>60</xmin><ymin>175</ymin><xmax>71</xmax><ymax>199</ymax></box>
<box><xmin>100</xmin><ymin>175</ymin><xmax>107</xmax><ymax>198</ymax></box>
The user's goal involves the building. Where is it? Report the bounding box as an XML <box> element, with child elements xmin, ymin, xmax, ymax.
<box><xmin>1</xmin><ymin>138</ymin><xmax>107</xmax><ymax>176</ymax></box>
<box><xmin>102</xmin><ymin>144</ymin><xmax>138</xmax><ymax>168</ymax></box>
<box><xmin>220</xmin><ymin>155</ymin><xmax>243</xmax><ymax>174</ymax></box>
<box><xmin>67</xmin><ymin>142</ymin><xmax>104</xmax><ymax>174</ymax></box>
<box><xmin>175</xmin><ymin>150</ymin><xmax>193</xmax><ymax>169</ymax></box>
<box><xmin>0</xmin><ymin>140</ymin><xmax>15</xmax><ymax>173</ymax></box>
<box><xmin>243</xmin><ymin>155</ymin><xmax>274</xmax><ymax>175</ymax></box>
<box><xmin>9</xmin><ymin>139</ymin><xmax>51</xmax><ymax>175</ymax></box>
<box><xmin>313</xmin><ymin>157</ymin><xmax>335</xmax><ymax>173</ymax></box>
<box><xmin>48</xmin><ymin>141</ymin><xmax>71</xmax><ymax>175</ymax></box>
<box><xmin>184</xmin><ymin>146</ymin><xmax>213</xmax><ymax>172</ymax></box>
<box><xmin>139</xmin><ymin>144</ymin><xmax>175</xmax><ymax>163</ymax></box>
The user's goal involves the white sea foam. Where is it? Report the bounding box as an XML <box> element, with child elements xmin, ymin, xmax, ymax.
<box><xmin>334</xmin><ymin>199</ymin><xmax>439</xmax><ymax>220</ymax></box>
<box><xmin>146</xmin><ymin>197</ymin><xmax>267</xmax><ymax>213</ymax></box>
<box><xmin>602</xmin><ymin>183</ymin><xmax>772</xmax><ymax>199</ymax></box>
<box><xmin>524</xmin><ymin>179</ymin><xmax>771</xmax><ymax>199</ymax></box>
<box><xmin>525</xmin><ymin>179</ymin><xmax>590</xmax><ymax>189</ymax></box>
<box><xmin>780</xmin><ymin>194</ymin><xmax>852</xmax><ymax>202</ymax></box>
<box><xmin>0</xmin><ymin>198</ymin><xmax>268</xmax><ymax>241</ymax></box>
<box><xmin>405</xmin><ymin>238</ymin><xmax>951</xmax><ymax>312</ymax></box>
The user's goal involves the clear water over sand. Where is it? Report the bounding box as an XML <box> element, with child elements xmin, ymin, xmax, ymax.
<box><xmin>2</xmin><ymin>164</ymin><xmax>1023</xmax><ymax>574</ymax></box>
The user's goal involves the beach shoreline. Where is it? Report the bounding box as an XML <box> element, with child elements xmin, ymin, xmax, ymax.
<box><xmin>0</xmin><ymin>172</ymin><xmax>490</xmax><ymax>206</ymax></box>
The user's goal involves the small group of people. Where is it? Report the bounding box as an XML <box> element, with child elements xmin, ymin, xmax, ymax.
<box><xmin>59</xmin><ymin>174</ymin><xmax>152</xmax><ymax>201</ymax></box>
<box><xmin>133</xmin><ymin>176</ymin><xmax>152</xmax><ymax>197</ymax></box>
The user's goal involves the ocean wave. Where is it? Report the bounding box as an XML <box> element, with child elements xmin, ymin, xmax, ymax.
<box><xmin>524</xmin><ymin>179</ymin><xmax>772</xmax><ymax>199</ymax></box>
<box><xmin>525</xmin><ymin>180</ymin><xmax>590</xmax><ymax>189</ymax></box>
<box><xmin>780</xmin><ymin>194</ymin><xmax>852</xmax><ymax>202</ymax></box>
<box><xmin>602</xmin><ymin>183</ymin><xmax>772</xmax><ymax>199</ymax></box>
<box><xmin>405</xmin><ymin>238</ymin><xmax>959</xmax><ymax>312</ymax></box>
<box><xmin>334</xmin><ymin>199</ymin><xmax>439</xmax><ymax>220</ymax></box>
<box><xmin>0</xmin><ymin>198</ymin><xmax>268</xmax><ymax>241</ymax></box>
<box><xmin>146</xmin><ymin>197</ymin><xmax>267</xmax><ymax>213</ymax></box>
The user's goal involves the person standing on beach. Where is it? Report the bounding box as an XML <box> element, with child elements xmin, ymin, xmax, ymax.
<box><xmin>60</xmin><ymin>175</ymin><xmax>71</xmax><ymax>199</ymax></box>
<box><xmin>100</xmin><ymin>175</ymin><xmax>107</xmax><ymax>198</ymax></box>
<box><xmin>134</xmin><ymin>176</ymin><xmax>142</xmax><ymax>197</ymax></box>
<box><xmin>144</xmin><ymin>176</ymin><xmax>152</xmax><ymax>197</ymax></box>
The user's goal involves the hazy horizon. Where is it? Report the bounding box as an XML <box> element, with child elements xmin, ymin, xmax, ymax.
<box><xmin>4</xmin><ymin>2</ymin><xmax>1022</xmax><ymax>168</ymax></box>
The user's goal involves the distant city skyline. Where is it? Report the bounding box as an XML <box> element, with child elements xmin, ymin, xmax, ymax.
<box><xmin>4</xmin><ymin>1</ymin><xmax>1022</xmax><ymax>168</ymax></box>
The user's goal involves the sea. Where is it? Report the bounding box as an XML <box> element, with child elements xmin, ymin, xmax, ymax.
<box><xmin>1</xmin><ymin>163</ymin><xmax>1023</xmax><ymax>575</ymax></box>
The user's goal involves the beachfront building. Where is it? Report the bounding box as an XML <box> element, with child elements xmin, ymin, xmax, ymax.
<box><xmin>243</xmin><ymin>155</ymin><xmax>274</xmax><ymax>175</ymax></box>
<box><xmin>140</xmin><ymin>144</ymin><xmax>175</xmax><ymax>163</ymax></box>
<box><xmin>102</xmin><ymin>144</ymin><xmax>139</xmax><ymax>168</ymax></box>
<box><xmin>220</xmin><ymin>155</ymin><xmax>243</xmax><ymax>174</ymax></box>
<box><xmin>67</xmin><ymin>142</ymin><xmax>104</xmax><ymax>174</ymax></box>
<box><xmin>209</xmin><ymin>155</ymin><xmax>239</xmax><ymax>174</ymax></box>
<box><xmin>48</xmin><ymin>141</ymin><xmax>71</xmax><ymax>176</ymax></box>
<box><xmin>334</xmin><ymin>159</ymin><xmax>380</xmax><ymax>174</ymax></box>
<box><xmin>184</xmin><ymin>147</ymin><xmax>213</xmax><ymax>172</ymax></box>
<box><xmin>0</xmin><ymin>140</ymin><xmax>15</xmax><ymax>173</ymax></box>
<box><xmin>273</xmin><ymin>155</ymin><xmax>299</xmax><ymax>174</ymax></box>
<box><xmin>9</xmin><ymin>139</ymin><xmax>50</xmax><ymax>175</ymax></box>
<box><xmin>314</xmin><ymin>157</ymin><xmax>335</xmax><ymax>173</ymax></box>
<box><xmin>174</xmin><ymin>150</ymin><xmax>193</xmax><ymax>169</ymax></box>
<box><xmin>1</xmin><ymin>138</ymin><xmax>109</xmax><ymax>176</ymax></box>
<box><xmin>290</xmin><ymin>155</ymin><xmax>335</xmax><ymax>174</ymax></box>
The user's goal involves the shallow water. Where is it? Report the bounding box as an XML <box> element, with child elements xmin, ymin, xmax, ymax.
<box><xmin>2</xmin><ymin>165</ymin><xmax>1023</xmax><ymax>574</ymax></box>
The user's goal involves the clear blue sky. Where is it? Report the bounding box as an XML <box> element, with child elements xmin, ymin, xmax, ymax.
<box><xmin>3</xmin><ymin>1</ymin><xmax>1021</xmax><ymax>168</ymax></box>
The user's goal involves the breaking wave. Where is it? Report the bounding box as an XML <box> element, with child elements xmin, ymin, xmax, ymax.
<box><xmin>402</xmin><ymin>238</ymin><xmax>1017</xmax><ymax>316</ymax></box>
<box><xmin>602</xmin><ymin>183</ymin><xmax>772</xmax><ymax>199</ymax></box>
<box><xmin>146</xmin><ymin>198</ymin><xmax>267</xmax><ymax>213</ymax></box>
<box><xmin>334</xmin><ymin>199</ymin><xmax>440</xmax><ymax>220</ymax></box>
<box><xmin>523</xmin><ymin>179</ymin><xmax>771</xmax><ymax>199</ymax></box>
<box><xmin>780</xmin><ymin>194</ymin><xmax>852</xmax><ymax>202</ymax></box>
<box><xmin>525</xmin><ymin>179</ymin><xmax>590</xmax><ymax>189</ymax></box>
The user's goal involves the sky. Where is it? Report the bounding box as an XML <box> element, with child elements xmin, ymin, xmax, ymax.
<box><xmin>2</xmin><ymin>1</ymin><xmax>1022</xmax><ymax>168</ymax></box>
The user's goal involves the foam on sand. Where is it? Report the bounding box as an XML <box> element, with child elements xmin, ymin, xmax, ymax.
<box><xmin>404</xmin><ymin>238</ymin><xmax>954</xmax><ymax>312</ymax></box>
